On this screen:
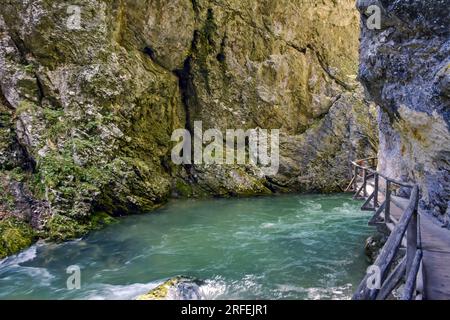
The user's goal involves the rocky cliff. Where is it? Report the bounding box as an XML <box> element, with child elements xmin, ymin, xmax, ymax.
<box><xmin>0</xmin><ymin>0</ymin><xmax>376</xmax><ymax>257</ymax></box>
<box><xmin>357</xmin><ymin>0</ymin><xmax>449</xmax><ymax>225</ymax></box>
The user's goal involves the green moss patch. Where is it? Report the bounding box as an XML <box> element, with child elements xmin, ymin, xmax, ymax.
<box><xmin>0</xmin><ymin>217</ymin><xmax>36</xmax><ymax>259</ymax></box>
<box><xmin>136</xmin><ymin>276</ymin><xmax>201</xmax><ymax>300</ymax></box>
<box><xmin>46</xmin><ymin>211</ymin><xmax>117</xmax><ymax>242</ymax></box>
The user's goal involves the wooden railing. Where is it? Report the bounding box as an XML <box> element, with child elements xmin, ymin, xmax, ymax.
<box><xmin>347</xmin><ymin>158</ymin><xmax>423</xmax><ymax>300</ymax></box>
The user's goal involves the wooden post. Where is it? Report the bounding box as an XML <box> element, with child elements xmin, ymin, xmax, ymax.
<box><xmin>416</xmin><ymin>261</ymin><xmax>424</xmax><ymax>299</ymax></box>
<box><xmin>374</xmin><ymin>173</ymin><xmax>379</xmax><ymax>208</ymax></box>
<box><xmin>353</xmin><ymin>165</ymin><xmax>358</xmax><ymax>192</ymax></box>
<box><xmin>363</xmin><ymin>168</ymin><xmax>367</xmax><ymax>197</ymax></box>
<box><xmin>385</xmin><ymin>180</ymin><xmax>391</xmax><ymax>223</ymax></box>
<box><xmin>406</xmin><ymin>193</ymin><xmax>419</xmax><ymax>276</ymax></box>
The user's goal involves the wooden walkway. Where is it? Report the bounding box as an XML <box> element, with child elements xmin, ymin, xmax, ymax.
<box><xmin>347</xmin><ymin>158</ymin><xmax>450</xmax><ymax>300</ymax></box>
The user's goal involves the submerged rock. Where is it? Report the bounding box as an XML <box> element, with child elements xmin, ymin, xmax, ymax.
<box><xmin>136</xmin><ymin>276</ymin><xmax>203</xmax><ymax>300</ymax></box>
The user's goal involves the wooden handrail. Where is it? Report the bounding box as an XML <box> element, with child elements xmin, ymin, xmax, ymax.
<box><xmin>349</xmin><ymin>158</ymin><xmax>422</xmax><ymax>300</ymax></box>
<box><xmin>376</xmin><ymin>257</ymin><xmax>406</xmax><ymax>300</ymax></box>
<box><xmin>350</xmin><ymin>160</ymin><xmax>414</xmax><ymax>188</ymax></box>
<box><xmin>353</xmin><ymin>186</ymin><xmax>419</xmax><ymax>299</ymax></box>
<box><xmin>402</xmin><ymin>249</ymin><xmax>423</xmax><ymax>300</ymax></box>
<box><xmin>350</xmin><ymin>160</ymin><xmax>377</xmax><ymax>170</ymax></box>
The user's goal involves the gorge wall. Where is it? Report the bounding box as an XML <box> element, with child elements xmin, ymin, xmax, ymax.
<box><xmin>0</xmin><ymin>0</ymin><xmax>377</xmax><ymax>257</ymax></box>
<box><xmin>357</xmin><ymin>0</ymin><xmax>450</xmax><ymax>225</ymax></box>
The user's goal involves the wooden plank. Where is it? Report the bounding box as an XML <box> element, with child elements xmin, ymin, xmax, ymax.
<box><xmin>363</xmin><ymin>169</ymin><xmax>367</xmax><ymax>198</ymax></box>
<box><xmin>422</xmin><ymin>250</ymin><xmax>450</xmax><ymax>300</ymax></box>
<box><xmin>374</xmin><ymin>173</ymin><xmax>379</xmax><ymax>208</ymax></box>
<box><xmin>419</xmin><ymin>213</ymin><xmax>450</xmax><ymax>253</ymax></box>
<box><xmin>416</xmin><ymin>261</ymin><xmax>424</xmax><ymax>297</ymax></box>
<box><xmin>385</xmin><ymin>180</ymin><xmax>391</xmax><ymax>223</ymax></box>
<box><xmin>406</xmin><ymin>200</ymin><xmax>418</xmax><ymax>276</ymax></box>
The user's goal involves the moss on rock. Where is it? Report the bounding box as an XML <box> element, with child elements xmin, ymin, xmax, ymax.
<box><xmin>136</xmin><ymin>276</ymin><xmax>203</xmax><ymax>300</ymax></box>
<box><xmin>174</xmin><ymin>179</ymin><xmax>194</xmax><ymax>197</ymax></box>
<box><xmin>46</xmin><ymin>211</ymin><xmax>116</xmax><ymax>241</ymax></box>
<box><xmin>0</xmin><ymin>217</ymin><xmax>36</xmax><ymax>259</ymax></box>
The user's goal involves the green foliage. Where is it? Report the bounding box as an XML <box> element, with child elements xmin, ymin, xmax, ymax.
<box><xmin>38</xmin><ymin>150</ymin><xmax>81</xmax><ymax>189</ymax></box>
<box><xmin>175</xmin><ymin>179</ymin><xmax>194</xmax><ymax>197</ymax></box>
<box><xmin>46</xmin><ymin>214</ymin><xmax>88</xmax><ymax>241</ymax></box>
<box><xmin>15</xmin><ymin>100</ymin><xmax>35</xmax><ymax>115</ymax></box>
<box><xmin>23</xmin><ymin>64</ymin><xmax>35</xmax><ymax>73</ymax></box>
<box><xmin>89</xmin><ymin>211</ymin><xmax>117</xmax><ymax>227</ymax></box>
<box><xmin>42</xmin><ymin>108</ymin><xmax>69</xmax><ymax>140</ymax></box>
<box><xmin>10</xmin><ymin>167</ymin><xmax>26</xmax><ymax>182</ymax></box>
<box><xmin>0</xmin><ymin>190</ymin><xmax>15</xmax><ymax>211</ymax></box>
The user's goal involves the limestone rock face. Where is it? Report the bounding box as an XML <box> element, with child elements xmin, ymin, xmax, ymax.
<box><xmin>0</xmin><ymin>1</ymin><xmax>187</xmax><ymax>239</ymax></box>
<box><xmin>164</xmin><ymin>0</ymin><xmax>377</xmax><ymax>196</ymax></box>
<box><xmin>357</xmin><ymin>0</ymin><xmax>450</xmax><ymax>222</ymax></box>
<box><xmin>0</xmin><ymin>0</ymin><xmax>376</xmax><ymax>248</ymax></box>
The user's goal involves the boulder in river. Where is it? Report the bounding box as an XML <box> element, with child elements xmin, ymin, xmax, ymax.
<box><xmin>364</xmin><ymin>234</ymin><xmax>386</xmax><ymax>264</ymax></box>
<box><xmin>136</xmin><ymin>276</ymin><xmax>204</xmax><ymax>300</ymax></box>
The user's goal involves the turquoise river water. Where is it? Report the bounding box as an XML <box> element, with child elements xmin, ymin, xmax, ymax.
<box><xmin>0</xmin><ymin>194</ymin><xmax>373</xmax><ymax>300</ymax></box>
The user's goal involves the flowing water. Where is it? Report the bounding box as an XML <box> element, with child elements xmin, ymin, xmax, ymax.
<box><xmin>0</xmin><ymin>194</ymin><xmax>374</xmax><ymax>300</ymax></box>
